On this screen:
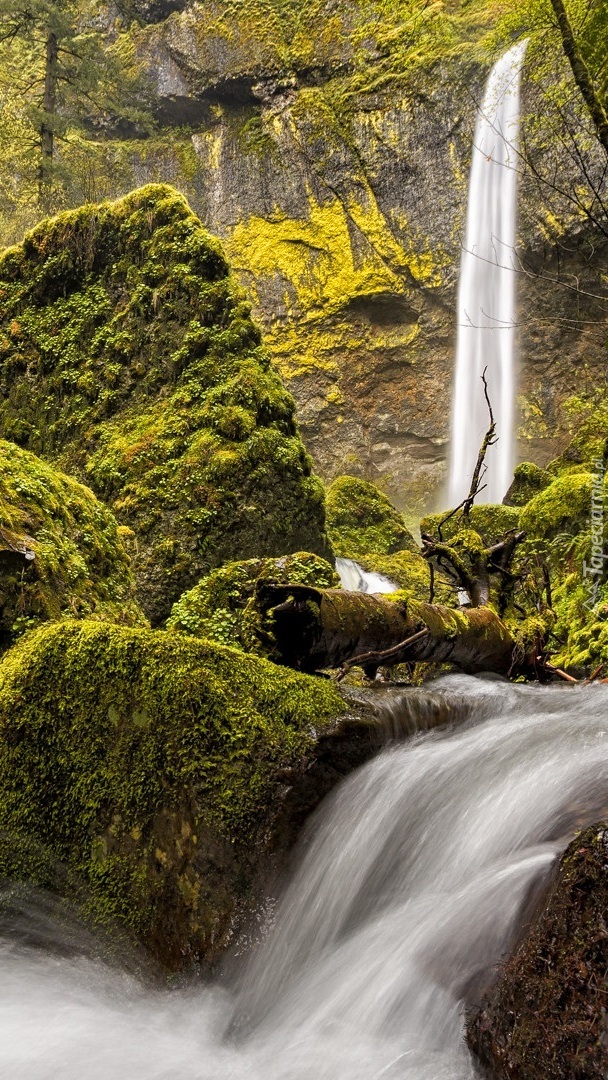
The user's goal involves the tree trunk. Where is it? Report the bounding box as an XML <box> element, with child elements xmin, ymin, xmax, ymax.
<box><xmin>549</xmin><ymin>0</ymin><xmax>608</xmax><ymax>160</ymax></box>
<box><xmin>39</xmin><ymin>30</ymin><xmax>58</xmax><ymax>208</ymax></box>
<box><xmin>257</xmin><ymin>584</ymin><xmax>527</xmax><ymax>677</ymax></box>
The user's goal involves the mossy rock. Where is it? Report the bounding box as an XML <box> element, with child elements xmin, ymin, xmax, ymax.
<box><xmin>547</xmin><ymin>396</ymin><xmax>608</xmax><ymax>475</ymax></box>
<box><xmin>524</xmin><ymin>467</ymin><xmax>606</xmax><ymax>674</ymax></box>
<box><xmin>420</xmin><ymin>503</ymin><xmax>520</xmax><ymax>545</ymax></box>
<box><xmin>468</xmin><ymin>824</ymin><xmax>608</xmax><ymax>1079</ymax></box>
<box><xmin>167</xmin><ymin>551</ymin><xmax>338</xmax><ymax>653</ymax></box>
<box><xmin>0</xmin><ymin>184</ymin><xmax>330</xmax><ymax>624</ymax></box>
<box><xmin>504</xmin><ymin>462</ymin><xmax>552</xmax><ymax>507</ymax></box>
<box><xmin>0</xmin><ymin>439</ymin><xmax>144</xmax><ymax>649</ymax></box>
<box><xmin>0</xmin><ymin>620</ymin><xmax>345</xmax><ymax>969</ymax></box>
<box><xmin>520</xmin><ymin>472</ymin><xmax>592</xmax><ymax>541</ymax></box>
<box><xmin>551</xmin><ymin>583</ymin><xmax>608</xmax><ymax>674</ymax></box>
<box><xmin>326</xmin><ymin>475</ymin><xmax>417</xmax><ymax>557</ymax></box>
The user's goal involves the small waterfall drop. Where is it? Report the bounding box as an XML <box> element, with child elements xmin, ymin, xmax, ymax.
<box><xmin>335</xmin><ymin>557</ymin><xmax>399</xmax><ymax>594</ymax></box>
<box><xmin>448</xmin><ymin>41</ymin><xmax>527</xmax><ymax>506</ymax></box>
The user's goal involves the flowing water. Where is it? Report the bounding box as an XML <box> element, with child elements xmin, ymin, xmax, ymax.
<box><xmin>335</xmin><ymin>557</ymin><xmax>399</xmax><ymax>594</ymax></box>
<box><xmin>449</xmin><ymin>41</ymin><xmax>527</xmax><ymax>506</ymax></box>
<box><xmin>2</xmin><ymin>676</ymin><xmax>608</xmax><ymax>1079</ymax></box>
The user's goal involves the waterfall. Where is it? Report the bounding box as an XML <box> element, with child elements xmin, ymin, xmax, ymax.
<box><xmin>335</xmin><ymin>557</ymin><xmax>399</xmax><ymax>594</ymax></box>
<box><xmin>2</xmin><ymin>677</ymin><xmax>608</xmax><ymax>1079</ymax></box>
<box><xmin>448</xmin><ymin>41</ymin><xmax>528</xmax><ymax>507</ymax></box>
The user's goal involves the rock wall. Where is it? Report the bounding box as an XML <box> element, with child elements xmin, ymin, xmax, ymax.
<box><xmin>101</xmin><ymin>2</ymin><xmax>608</xmax><ymax>515</ymax></box>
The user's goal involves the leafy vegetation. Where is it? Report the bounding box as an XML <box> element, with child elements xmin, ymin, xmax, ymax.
<box><xmin>0</xmin><ymin>0</ymin><xmax>151</xmax><ymax>228</ymax></box>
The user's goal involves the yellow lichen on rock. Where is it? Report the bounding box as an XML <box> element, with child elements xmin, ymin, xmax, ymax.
<box><xmin>226</xmin><ymin>189</ymin><xmax>441</xmax><ymax>322</ymax></box>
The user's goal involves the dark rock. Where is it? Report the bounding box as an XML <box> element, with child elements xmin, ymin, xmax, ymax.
<box><xmin>467</xmin><ymin>825</ymin><xmax>608</xmax><ymax>1079</ymax></box>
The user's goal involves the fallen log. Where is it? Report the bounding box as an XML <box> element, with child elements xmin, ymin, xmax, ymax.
<box><xmin>256</xmin><ymin>584</ymin><xmax>528</xmax><ymax>676</ymax></box>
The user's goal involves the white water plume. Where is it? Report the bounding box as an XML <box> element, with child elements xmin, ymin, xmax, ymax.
<box><xmin>449</xmin><ymin>41</ymin><xmax>528</xmax><ymax>506</ymax></box>
<box><xmin>2</xmin><ymin>676</ymin><xmax>608</xmax><ymax>1079</ymax></box>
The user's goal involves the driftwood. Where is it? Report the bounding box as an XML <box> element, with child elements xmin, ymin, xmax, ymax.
<box><xmin>257</xmin><ymin>583</ymin><xmax>527</xmax><ymax>677</ymax></box>
<box><xmin>421</xmin><ymin>530</ymin><xmax>526</xmax><ymax>609</ymax></box>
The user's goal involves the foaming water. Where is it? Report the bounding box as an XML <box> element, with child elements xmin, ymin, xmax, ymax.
<box><xmin>3</xmin><ymin>677</ymin><xmax>608</xmax><ymax>1079</ymax></box>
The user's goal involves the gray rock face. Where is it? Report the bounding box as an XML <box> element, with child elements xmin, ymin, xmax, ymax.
<box><xmin>124</xmin><ymin>4</ymin><xmax>607</xmax><ymax>514</ymax></box>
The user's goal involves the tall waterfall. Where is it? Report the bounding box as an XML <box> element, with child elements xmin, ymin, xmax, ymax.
<box><xmin>448</xmin><ymin>41</ymin><xmax>527</xmax><ymax>506</ymax></box>
<box><xmin>1</xmin><ymin>678</ymin><xmax>608</xmax><ymax>1079</ymax></box>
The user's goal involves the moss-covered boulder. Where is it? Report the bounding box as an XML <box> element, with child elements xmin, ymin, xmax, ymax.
<box><xmin>167</xmin><ymin>551</ymin><xmax>338</xmax><ymax>653</ymax></box>
<box><xmin>0</xmin><ymin>439</ymin><xmax>144</xmax><ymax>649</ymax></box>
<box><xmin>0</xmin><ymin>184</ymin><xmax>330</xmax><ymax>623</ymax></box>
<box><xmin>504</xmin><ymin>462</ymin><xmax>552</xmax><ymax>507</ymax></box>
<box><xmin>547</xmin><ymin>396</ymin><xmax>608</xmax><ymax>475</ymax></box>
<box><xmin>520</xmin><ymin>472</ymin><xmax>593</xmax><ymax>541</ymax></box>
<box><xmin>420</xmin><ymin>503</ymin><xmax>521</xmax><ymax>545</ymax></box>
<box><xmin>467</xmin><ymin>824</ymin><xmax>608</xmax><ymax>1078</ymax></box>
<box><xmin>504</xmin><ymin>461</ymin><xmax>606</xmax><ymax>675</ymax></box>
<box><xmin>326</xmin><ymin>476</ymin><xmax>417</xmax><ymax>558</ymax></box>
<box><xmin>0</xmin><ymin>620</ymin><xmax>351</xmax><ymax>969</ymax></box>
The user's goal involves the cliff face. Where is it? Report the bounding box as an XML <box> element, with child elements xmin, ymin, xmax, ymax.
<box><xmin>106</xmin><ymin>2</ymin><xmax>608</xmax><ymax>513</ymax></box>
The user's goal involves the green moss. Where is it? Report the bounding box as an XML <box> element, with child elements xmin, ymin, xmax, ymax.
<box><xmin>508</xmin><ymin>611</ymin><xmax>555</xmax><ymax>667</ymax></box>
<box><xmin>504</xmin><ymin>461</ymin><xmax>552</xmax><ymax>507</ymax></box>
<box><xmin>0</xmin><ymin>620</ymin><xmax>343</xmax><ymax>966</ymax></box>
<box><xmin>421</xmin><ymin>503</ymin><xmax>520</xmax><ymax>545</ymax></box>
<box><xmin>0</xmin><ymin>439</ymin><xmax>144</xmax><ymax>648</ymax></box>
<box><xmin>546</xmin><ymin>394</ymin><xmax>608</xmax><ymax>475</ymax></box>
<box><xmin>352</xmin><ymin>550</ymin><xmax>432</xmax><ymax>603</ymax></box>
<box><xmin>520</xmin><ymin>472</ymin><xmax>592</xmax><ymax>541</ymax></box>
<box><xmin>0</xmin><ymin>185</ymin><xmax>331</xmax><ymax>623</ymax></box>
<box><xmin>167</xmin><ymin>551</ymin><xmax>338</xmax><ymax>652</ymax></box>
<box><xmin>326</xmin><ymin>474</ymin><xmax>417</xmax><ymax>557</ymax></box>
<box><xmin>515</xmin><ymin>466</ymin><xmax>605</xmax><ymax>674</ymax></box>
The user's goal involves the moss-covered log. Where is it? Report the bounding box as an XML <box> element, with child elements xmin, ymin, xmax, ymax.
<box><xmin>258</xmin><ymin>584</ymin><xmax>522</xmax><ymax>675</ymax></box>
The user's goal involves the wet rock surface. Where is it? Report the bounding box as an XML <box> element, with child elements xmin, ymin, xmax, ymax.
<box><xmin>467</xmin><ymin>824</ymin><xmax>608</xmax><ymax>1079</ymax></box>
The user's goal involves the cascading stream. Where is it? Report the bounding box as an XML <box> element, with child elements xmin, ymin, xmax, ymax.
<box><xmin>2</xmin><ymin>676</ymin><xmax>608</xmax><ymax>1079</ymax></box>
<box><xmin>449</xmin><ymin>41</ymin><xmax>527</xmax><ymax>506</ymax></box>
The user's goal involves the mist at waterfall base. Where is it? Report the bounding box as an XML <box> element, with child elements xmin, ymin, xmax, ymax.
<box><xmin>3</xmin><ymin>679</ymin><xmax>608</xmax><ymax>1078</ymax></box>
<box><xmin>449</xmin><ymin>40</ymin><xmax>528</xmax><ymax>507</ymax></box>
